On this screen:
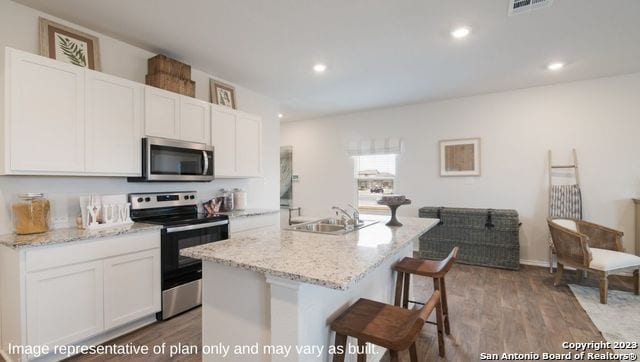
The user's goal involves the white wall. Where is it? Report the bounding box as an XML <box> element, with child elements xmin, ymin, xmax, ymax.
<box><xmin>0</xmin><ymin>0</ymin><xmax>280</xmax><ymax>234</ymax></box>
<box><xmin>281</xmin><ymin>73</ymin><xmax>640</xmax><ymax>264</ymax></box>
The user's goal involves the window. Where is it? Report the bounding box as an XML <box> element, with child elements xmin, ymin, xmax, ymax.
<box><xmin>355</xmin><ymin>154</ymin><xmax>396</xmax><ymax>209</ymax></box>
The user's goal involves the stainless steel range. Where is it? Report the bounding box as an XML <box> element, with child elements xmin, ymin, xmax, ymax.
<box><xmin>129</xmin><ymin>191</ymin><xmax>229</xmax><ymax>320</ymax></box>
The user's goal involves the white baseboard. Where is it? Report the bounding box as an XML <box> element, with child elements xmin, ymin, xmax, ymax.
<box><xmin>519</xmin><ymin>259</ymin><xmax>551</xmax><ymax>268</ymax></box>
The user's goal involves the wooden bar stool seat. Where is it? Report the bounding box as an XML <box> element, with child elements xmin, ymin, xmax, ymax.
<box><xmin>394</xmin><ymin>247</ymin><xmax>459</xmax><ymax>336</ymax></box>
<box><xmin>331</xmin><ymin>290</ymin><xmax>444</xmax><ymax>362</ymax></box>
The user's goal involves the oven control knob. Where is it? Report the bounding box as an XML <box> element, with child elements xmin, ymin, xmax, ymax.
<box><xmin>145</xmin><ymin>197</ymin><xmax>151</xmax><ymax>202</ymax></box>
<box><xmin>189</xmin><ymin>195</ymin><xmax>195</xmax><ymax>199</ymax></box>
<box><xmin>137</xmin><ymin>197</ymin><xmax>144</xmax><ymax>203</ymax></box>
<box><xmin>184</xmin><ymin>196</ymin><xmax>189</xmax><ymax>200</ymax></box>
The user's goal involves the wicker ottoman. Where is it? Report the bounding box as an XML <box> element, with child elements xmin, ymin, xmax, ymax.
<box><xmin>418</xmin><ymin>207</ymin><xmax>521</xmax><ymax>270</ymax></box>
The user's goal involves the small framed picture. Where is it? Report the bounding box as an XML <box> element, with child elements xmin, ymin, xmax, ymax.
<box><xmin>39</xmin><ymin>17</ymin><xmax>101</xmax><ymax>70</ymax></box>
<box><xmin>210</xmin><ymin>80</ymin><xmax>237</xmax><ymax>109</ymax></box>
<box><xmin>440</xmin><ymin>138</ymin><xmax>481</xmax><ymax>176</ymax></box>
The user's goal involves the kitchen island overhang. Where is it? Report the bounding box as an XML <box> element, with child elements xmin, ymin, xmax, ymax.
<box><xmin>181</xmin><ymin>216</ymin><xmax>439</xmax><ymax>361</ymax></box>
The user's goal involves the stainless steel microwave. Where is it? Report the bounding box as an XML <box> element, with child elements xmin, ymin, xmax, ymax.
<box><xmin>128</xmin><ymin>137</ymin><xmax>214</xmax><ymax>182</ymax></box>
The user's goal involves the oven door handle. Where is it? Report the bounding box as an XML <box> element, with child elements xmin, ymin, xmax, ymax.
<box><xmin>165</xmin><ymin>220</ymin><xmax>229</xmax><ymax>233</ymax></box>
<box><xmin>202</xmin><ymin>150</ymin><xmax>209</xmax><ymax>176</ymax></box>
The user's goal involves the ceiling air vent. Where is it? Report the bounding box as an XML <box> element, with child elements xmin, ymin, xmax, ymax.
<box><xmin>508</xmin><ymin>0</ymin><xmax>553</xmax><ymax>16</ymax></box>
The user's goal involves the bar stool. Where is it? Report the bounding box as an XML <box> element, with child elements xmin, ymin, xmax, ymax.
<box><xmin>330</xmin><ymin>290</ymin><xmax>444</xmax><ymax>362</ymax></box>
<box><xmin>394</xmin><ymin>247</ymin><xmax>459</xmax><ymax>336</ymax></box>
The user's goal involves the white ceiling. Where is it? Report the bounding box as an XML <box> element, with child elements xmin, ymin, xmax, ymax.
<box><xmin>15</xmin><ymin>0</ymin><xmax>640</xmax><ymax>121</ymax></box>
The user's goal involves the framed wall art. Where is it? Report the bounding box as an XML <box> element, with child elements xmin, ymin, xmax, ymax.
<box><xmin>440</xmin><ymin>138</ymin><xmax>481</xmax><ymax>176</ymax></box>
<box><xmin>210</xmin><ymin>79</ymin><xmax>237</xmax><ymax>109</ymax></box>
<box><xmin>39</xmin><ymin>17</ymin><xmax>101</xmax><ymax>70</ymax></box>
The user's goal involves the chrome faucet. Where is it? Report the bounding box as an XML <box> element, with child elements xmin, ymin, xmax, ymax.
<box><xmin>346</xmin><ymin>204</ymin><xmax>361</xmax><ymax>224</ymax></box>
<box><xmin>332</xmin><ymin>205</ymin><xmax>361</xmax><ymax>225</ymax></box>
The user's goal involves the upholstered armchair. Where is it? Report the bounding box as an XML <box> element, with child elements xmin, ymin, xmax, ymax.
<box><xmin>547</xmin><ymin>218</ymin><xmax>640</xmax><ymax>304</ymax></box>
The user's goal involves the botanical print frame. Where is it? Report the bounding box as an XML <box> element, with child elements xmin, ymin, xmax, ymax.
<box><xmin>39</xmin><ymin>17</ymin><xmax>101</xmax><ymax>70</ymax></box>
<box><xmin>440</xmin><ymin>138</ymin><xmax>481</xmax><ymax>176</ymax></box>
<box><xmin>210</xmin><ymin>79</ymin><xmax>237</xmax><ymax>109</ymax></box>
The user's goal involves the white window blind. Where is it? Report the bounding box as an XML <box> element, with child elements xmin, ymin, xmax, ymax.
<box><xmin>356</xmin><ymin>154</ymin><xmax>396</xmax><ymax>176</ymax></box>
<box><xmin>348</xmin><ymin>137</ymin><xmax>403</xmax><ymax>156</ymax></box>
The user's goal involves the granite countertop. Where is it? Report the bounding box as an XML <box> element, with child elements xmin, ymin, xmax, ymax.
<box><xmin>218</xmin><ymin>208</ymin><xmax>280</xmax><ymax>219</ymax></box>
<box><xmin>0</xmin><ymin>222</ymin><xmax>163</xmax><ymax>249</ymax></box>
<box><xmin>181</xmin><ymin>216</ymin><xmax>439</xmax><ymax>290</ymax></box>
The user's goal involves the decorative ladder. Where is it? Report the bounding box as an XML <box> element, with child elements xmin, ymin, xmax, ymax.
<box><xmin>548</xmin><ymin>149</ymin><xmax>582</xmax><ymax>273</ymax></box>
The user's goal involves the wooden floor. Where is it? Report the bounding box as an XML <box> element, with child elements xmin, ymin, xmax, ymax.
<box><xmin>65</xmin><ymin>264</ymin><xmax>635</xmax><ymax>362</ymax></box>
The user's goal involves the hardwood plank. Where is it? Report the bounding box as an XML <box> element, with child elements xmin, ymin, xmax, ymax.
<box><xmin>62</xmin><ymin>264</ymin><xmax>634</xmax><ymax>362</ymax></box>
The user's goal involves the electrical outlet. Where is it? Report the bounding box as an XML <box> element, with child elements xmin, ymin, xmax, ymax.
<box><xmin>51</xmin><ymin>215</ymin><xmax>70</xmax><ymax>229</ymax></box>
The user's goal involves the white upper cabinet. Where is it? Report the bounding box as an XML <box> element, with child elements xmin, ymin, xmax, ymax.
<box><xmin>85</xmin><ymin>70</ymin><xmax>143</xmax><ymax>175</ymax></box>
<box><xmin>2</xmin><ymin>47</ymin><xmax>261</xmax><ymax>178</ymax></box>
<box><xmin>211</xmin><ymin>104</ymin><xmax>262</xmax><ymax>178</ymax></box>
<box><xmin>6</xmin><ymin>48</ymin><xmax>85</xmax><ymax>173</ymax></box>
<box><xmin>180</xmin><ymin>96</ymin><xmax>211</xmax><ymax>144</ymax></box>
<box><xmin>211</xmin><ymin>105</ymin><xmax>238</xmax><ymax>177</ymax></box>
<box><xmin>236</xmin><ymin>112</ymin><xmax>262</xmax><ymax>177</ymax></box>
<box><xmin>144</xmin><ymin>87</ymin><xmax>212</xmax><ymax>144</ymax></box>
<box><xmin>144</xmin><ymin>87</ymin><xmax>180</xmax><ymax>139</ymax></box>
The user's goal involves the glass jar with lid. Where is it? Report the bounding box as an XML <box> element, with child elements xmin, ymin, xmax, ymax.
<box><xmin>219</xmin><ymin>189</ymin><xmax>234</xmax><ymax>212</ymax></box>
<box><xmin>12</xmin><ymin>193</ymin><xmax>51</xmax><ymax>235</ymax></box>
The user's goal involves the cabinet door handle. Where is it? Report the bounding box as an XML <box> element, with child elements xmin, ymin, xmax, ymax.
<box><xmin>166</xmin><ymin>220</ymin><xmax>229</xmax><ymax>233</ymax></box>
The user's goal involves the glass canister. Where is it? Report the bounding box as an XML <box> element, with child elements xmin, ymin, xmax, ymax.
<box><xmin>12</xmin><ymin>193</ymin><xmax>51</xmax><ymax>235</ymax></box>
<box><xmin>220</xmin><ymin>189</ymin><xmax>234</xmax><ymax>212</ymax></box>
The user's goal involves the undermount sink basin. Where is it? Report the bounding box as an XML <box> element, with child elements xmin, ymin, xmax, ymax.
<box><xmin>288</xmin><ymin>218</ymin><xmax>378</xmax><ymax>235</ymax></box>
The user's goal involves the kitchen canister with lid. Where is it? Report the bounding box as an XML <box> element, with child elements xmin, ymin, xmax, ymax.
<box><xmin>12</xmin><ymin>193</ymin><xmax>51</xmax><ymax>235</ymax></box>
<box><xmin>233</xmin><ymin>188</ymin><xmax>247</xmax><ymax>210</ymax></box>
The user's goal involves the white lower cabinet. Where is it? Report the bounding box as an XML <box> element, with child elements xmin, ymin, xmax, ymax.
<box><xmin>0</xmin><ymin>230</ymin><xmax>160</xmax><ymax>361</ymax></box>
<box><xmin>104</xmin><ymin>249</ymin><xmax>160</xmax><ymax>329</ymax></box>
<box><xmin>26</xmin><ymin>260</ymin><xmax>104</xmax><ymax>348</ymax></box>
<box><xmin>229</xmin><ymin>213</ymin><xmax>279</xmax><ymax>235</ymax></box>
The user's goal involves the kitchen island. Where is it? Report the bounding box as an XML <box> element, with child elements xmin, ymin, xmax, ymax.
<box><xmin>181</xmin><ymin>216</ymin><xmax>439</xmax><ymax>362</ymax></box>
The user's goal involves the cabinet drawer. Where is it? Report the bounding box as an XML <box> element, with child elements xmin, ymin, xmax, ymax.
<box><xmin>26</xmin><ymin>230</ymin><xmax>160</xmax><ymax>273</ymax></box>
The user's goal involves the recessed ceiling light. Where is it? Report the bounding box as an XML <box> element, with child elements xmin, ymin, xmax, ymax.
<box><xmin>313</xmin><ymin>63</ymin><xmax>327</xmax><ymax>73</ymax></box>
<box><xmin>278</xmin><ymin>113</ymin><xmax>283</xmax><ymax>119</ymax></box>
<box><xmin>547</xmin><ymin>62</ymin><xmax>564</xmax><ymax>71</ymax></box>
<box><xmin>451</xmin><ymin>27</ymin><xmax>471</xmax><ymax>39</ymax></box>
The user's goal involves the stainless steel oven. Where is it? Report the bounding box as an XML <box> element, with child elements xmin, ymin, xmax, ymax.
<box><xmin>129</xmin><ymin>191</ymin><xmax>229</xmax><ymax>320</ymax></box>
<box><xmin>128</xmin><ymin>137</ymin><xmax>214</xmax><ymax>182</ymax></box>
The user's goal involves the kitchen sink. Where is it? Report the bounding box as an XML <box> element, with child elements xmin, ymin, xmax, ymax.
<box><xmin>288</xmin><ymin>218</ymin><xmax>378</xmax><ymax>235</ymax></box>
